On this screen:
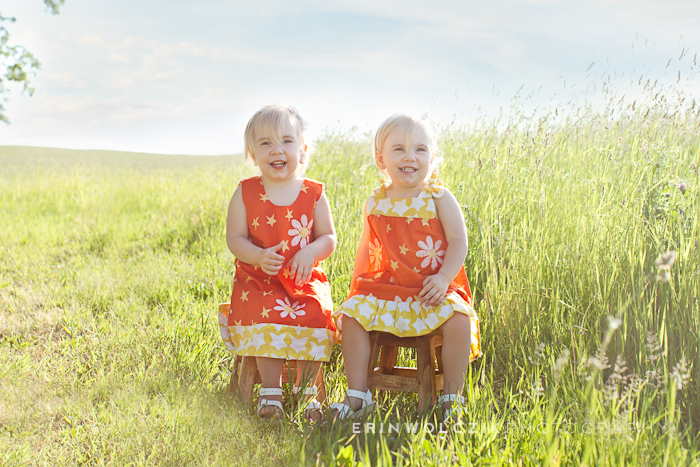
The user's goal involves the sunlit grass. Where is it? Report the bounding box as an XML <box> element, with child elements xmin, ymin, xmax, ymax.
<box><xmin>1</xmin><ymin>83</ymin><xmax>699</xmax><ymax>465</ymax></box>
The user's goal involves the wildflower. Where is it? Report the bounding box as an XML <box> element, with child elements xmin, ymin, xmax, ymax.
<box><xmin>655</xmin><ymin>251</ymin><xmax>677</xmax><ymax>271</ymax></box>
<box><xmin>607</xmin><ymin>315</ymin><xmax>622</xmax><ymax>330</ymax></box>
<box><xmin>553</xmin><ymin>349</ymin><xmax>570</xmax><ymax>382</ymax></box>
<box><xmin>677</xmin><ymin>181</ymin><xmax>687</xmax><ymax>194</ymax></box>
<box><xmin>657</xmin><ymin>271</ymin><xmax>671</xmax><ymax>283</ymax></box>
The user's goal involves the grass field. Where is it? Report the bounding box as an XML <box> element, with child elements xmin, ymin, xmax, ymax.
<box><xmin>1</xmin><ymin>93</ymin><xmax>699</xmax><ymax>465</ymax></box>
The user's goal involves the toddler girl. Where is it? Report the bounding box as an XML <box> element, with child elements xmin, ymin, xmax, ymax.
<box><xmin>331</xmin><ymin>113</ymin><xmax>482</xmax><ymax>421</ymax></box>
<box><xmin>219</xmin><ymin>105</ymin><xmax>337</xmax><ymax>422</ymax></box>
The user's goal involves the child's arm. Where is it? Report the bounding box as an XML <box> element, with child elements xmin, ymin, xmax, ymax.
<box><xmin>286</xmin><ymin>192</ymin><xmax>337</xmax><ymax>286</ymax></box>
<box><xmin>226</xmin><ymin>185</ymin><xmax>285</xmax><ymax>276</ymax></box>
<box><xmin>346</xmin><ymin>202</ymin><xmax>372</xmax><ymax>297</ymax></box>
<box><xmin>418</xmin><ymin>188</ymin><xmax>468</xmax><ymax>306</ymax></box>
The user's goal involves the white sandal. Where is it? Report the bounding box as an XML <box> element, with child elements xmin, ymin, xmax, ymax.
<box><xmin>293</xmin><ymin>386</ymin><xmax>323</xmax><ymax>422</ymax></box>
<box><xmin>257</xmin><ymin>388</ymin><xmax>284</xmax><ymax>421</ymax></box>
<box><xmin>330</xmin><ymin>389</ymin><xmax>375</xmax><ymax>421</ymax></box>
<box><xmin>438</xmin><ymin>393</ymin><xmax>465</xmax><ymax>422</ymax></box>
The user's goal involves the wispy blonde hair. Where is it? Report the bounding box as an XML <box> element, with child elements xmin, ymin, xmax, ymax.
<box><xmin>372</xmin><ymin>113</ymin><xmax>442</xmax><ymax>177</ymax></box>
<box><xmin>243</xmin><ymin>105</ymin><xmax>309</xmax><ymax>164</ymax></box>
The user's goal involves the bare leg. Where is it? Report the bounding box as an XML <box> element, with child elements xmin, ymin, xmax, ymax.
<box><xmin>295</xmin><ymin>360</ymin><xmax>322</xmax><ymax>388</ymax></box>
<box><xmin>440</xmin><ymin>313</ymin><xmax>471</xmax><ymax>411</ymax></box>
<box><xmin>256</xmin><ymin>356</ymin><xmax>284</xmax><ymax>418</ymax></box>
<box><xmin>295</xmin><ymin>360</ymin><xmax>323</xmax><ymax>422</ymax></box>
<box><xmin>339</xmin><ymin>316</ymin><xmax>371</xmax><ymax>411</ymax></box>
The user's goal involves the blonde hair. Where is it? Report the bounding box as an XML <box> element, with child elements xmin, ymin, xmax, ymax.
<box><xmin>373</xmin><ymin>113</ymin><xmax>442</xmax><ymax>177</ymax></box>
<box><xmin>243</xmin><ymin>105</ymin><xmax>309</xmax><ymax>164</ymax></box>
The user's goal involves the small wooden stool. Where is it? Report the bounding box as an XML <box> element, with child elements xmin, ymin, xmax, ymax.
<box><xmin>220</xmin><ymin>303</ymin><xmax>327</xmax><ymax>405</ymax></box>
<box><xmin>229</xmin><ymin>355</ymin><xmax>327</xmax><ymax>406</ymax></box>
<box><xmin>366</xmin><ymin>330</ymin><xmax>443</xmax><ymax>412</ymax></box>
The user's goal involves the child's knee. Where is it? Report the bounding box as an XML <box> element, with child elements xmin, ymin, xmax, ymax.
<box><xmin>445</xmin><ymin>312</ymin><xmax>471</xmax><ymax>333</ymax></box>
<box><xmin>342</xmin><ymin>315</ymin><xmax>363</xmax><ymax>332</ymax></box>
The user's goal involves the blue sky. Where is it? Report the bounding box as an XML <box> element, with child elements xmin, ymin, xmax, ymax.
<box><xmin>1</xmin><ymin>0</ymin><xmax>698</xmax><ymax>155</ymax></box>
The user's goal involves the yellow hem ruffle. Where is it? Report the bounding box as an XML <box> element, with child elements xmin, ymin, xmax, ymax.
<box><xmin>218</xmin><ymin>316</ymin><xmax>335</xmax><ymax>361</ymax></box>
<box><xmin>334</xmin><ymin>292</ymin><xmax>482</xmax><ymax>361</ymax></box>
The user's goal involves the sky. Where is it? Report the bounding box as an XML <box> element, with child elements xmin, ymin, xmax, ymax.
<box><xmin>0</xmin><ymin>0</ymin><xmax>698</xmax><ymax>155</ymax></box>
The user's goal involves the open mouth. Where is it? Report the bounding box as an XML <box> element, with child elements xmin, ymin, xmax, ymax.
<box><xmin>399</xmin><ymin>167</ymin><xmax>417</xmax><ymax>173</ymax></box>
<box><xmin>270</xmin><ymin>161</ymin><xmax>287</xmax><ymax>169</ymax></box>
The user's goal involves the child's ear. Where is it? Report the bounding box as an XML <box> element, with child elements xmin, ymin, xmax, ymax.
<box><xmin>375</xmin><ymin>153</ymin><xmax>386</xmax><ymax>170</ymax></box>
<box><xmin>300</xmin><ymin>144</ymin><xmax>308</xmax><ymax>164</ymax></box>
<box><xmin>248</xmin><ymin>150</ymin><xmax>258</xmax><ymax>166</ymax></box>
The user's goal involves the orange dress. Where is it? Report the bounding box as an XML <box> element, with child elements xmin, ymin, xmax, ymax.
<box><xmin>218</xmin><ymin>177</ymin><xmax>337</xmax><ymax>361</ymax></box>
<box><xmin>334</xmin><ymin>178</ymin><xmax>482</xmax><ymax>362</ymax></box>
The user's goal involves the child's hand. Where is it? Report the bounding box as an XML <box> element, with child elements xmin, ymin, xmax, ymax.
<box><xmin>418</xmin><ymin>273</ymin><xmax>450</xmax><ymax>307</ymax></box>
<box><xmin>257</xmin><ymin>241</ymin><xmax>285</xmax><ymax>276</ymax></box>
<box><xmin>286</xmin><ymin>247</ymin><xmax>316</xmax><ymax>286</ymax></box>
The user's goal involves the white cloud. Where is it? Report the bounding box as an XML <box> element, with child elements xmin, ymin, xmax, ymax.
<box><xmin>77</xmin><ymin>33</ymin><xmax>105</xmax><ymax>46</ymax></box>
<box><xmin>109</xmin><ymin>52</ymin><xmax>130</xmax><ymax>63</ymax></box>
<box><xmin>45</xmin><ymin>72</ymin><xmax>87</xmax><ymax>88</ymax></box>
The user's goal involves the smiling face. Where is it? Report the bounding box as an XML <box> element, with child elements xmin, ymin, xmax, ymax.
<box><xmin>376</xmin><ymin>125</ymin><xmax>434</xmax><ymax>194</ymax></box>
<box><xmin>251</xmin><ymin>115</ymin><xmax>306</xmax><ymax>183</ymax></box>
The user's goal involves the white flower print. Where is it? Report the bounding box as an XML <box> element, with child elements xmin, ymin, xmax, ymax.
<box><xmin>274</xmin><ymin>297</ymin><xmax>307</xmax><ymax>319</ymax></box>
<box><xmin>368</xmin><ymin>238</ymin><xmax>383</xmax><ymax>270</ymax></box>
<box><xmin>415</xmin><ymin>235</ymin><xmax>445</xmax><ymax>270</ymax></box>
<box><xmin>288</xmin><ymin>214</ymin><xmax>314</xmax><ymax>248</ymax></box>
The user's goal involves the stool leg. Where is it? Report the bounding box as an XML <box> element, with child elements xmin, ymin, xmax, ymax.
<box><xmin>367</xmin><ymin>332</ymin><xmax>381</xmax><ymax>373</ymax></box>
<box><xmin>417</xmin><ymin>338</ymin><xmax>436</xmax><ymax>412</ymax></box>
<box><xmin>229</xmin><ymin>355</ymin><xmax>243</xmax><ymax>393</ymax></box>
<box><xmin>378</xmin><ymin>346</ymin><xmax>399</xmax><ymax>374</ymax></box>
<box><xmin>238</xmin><ymin>356</ymin><xmax>258</xmax><ymax>406</ymax></box>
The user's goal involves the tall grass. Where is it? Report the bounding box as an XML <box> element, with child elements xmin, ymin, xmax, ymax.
<box><xmin>1</xmin><ymin>82</ymin><xmax>699</xmax><ymax>465</ymax></box>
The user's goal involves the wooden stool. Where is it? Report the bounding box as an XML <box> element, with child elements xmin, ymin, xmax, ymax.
<box><xmin>366</xmin><ymin>330</ymin><xmax>443</xmax><ymax>412</ymax></box>
<box><xmin>220</xmin><ymin>302</ymin><xmax>327</xmax><ymax>405</ymax></box>
<box><xmin>229</xmin><ymin>355</ymin><xmax>327</xmax><ymax>406</ymax></box>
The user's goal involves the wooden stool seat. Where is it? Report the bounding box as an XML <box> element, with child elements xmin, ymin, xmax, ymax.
<box><xmin>230</xmin><ymin>355</ymin><xmax>327</xmax><ymax>406</ymax></box>
<box><xmin>367</xmin><ymin>330</ymin><xmax>443</xmax><ymax>412</ymax></box>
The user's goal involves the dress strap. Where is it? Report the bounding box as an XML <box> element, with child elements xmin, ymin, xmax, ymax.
<box><xmin>302</xmin><ymin>179</ymin><xmax>324</xmax><ymax>206</ymax></box>
<box><xmin>239</xmin><ymin>176</ymin><xmax>265</xmax><ymax>208</ymax></box>
<box><xmin>424</xmin><ymin>173</ymin><xmax>445</xmax><ymax>198</ymax></box>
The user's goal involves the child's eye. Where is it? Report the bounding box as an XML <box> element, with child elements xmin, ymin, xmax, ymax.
<box><xmin>284</xmin><ymin>139</ymin><xmax>293</xmax><ymax>144</ymax></box>
<box><xmin>260</xmin><ymin>141</ymin><xmax>270</xmax><ymax>146</ymax></box>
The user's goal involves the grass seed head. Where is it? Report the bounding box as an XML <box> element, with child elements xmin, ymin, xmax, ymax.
<box><xmin>671</xmin><ymin>357</ymin><xmax>691</xmax><ymax>391</ymax></box>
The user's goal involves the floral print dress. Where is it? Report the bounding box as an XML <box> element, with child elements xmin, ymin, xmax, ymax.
<box><xmin>218</xmin><ymin>177</ymin><xmax>337</xmax><ymax>361</ymax></box>
<box><xmin>334</xmin><ymin>178</ymin><xmax>482</xmax><ymax>362</ymax></box>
